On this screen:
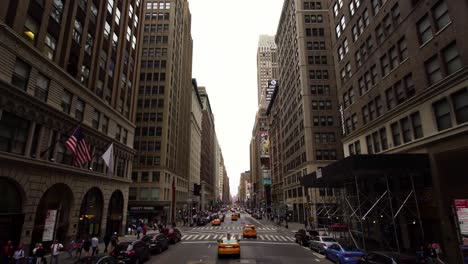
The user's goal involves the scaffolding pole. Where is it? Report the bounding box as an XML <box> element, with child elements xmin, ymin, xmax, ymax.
<box><xmin>386</xmin><ymin>175</ymin><xmax>401</xmax><ymax>253</ymax></box>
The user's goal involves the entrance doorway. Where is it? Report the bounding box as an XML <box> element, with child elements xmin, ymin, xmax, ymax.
<box><xmin>78</xmin><ymin>187</ymin><xmax>104</xmax><ymax>237</ymax></box>
<box><xmin>106</xmin><ymin>190</ymin><xmax>124</xmax><ymax>236</ymax></box>
<box><xmin>31</xmin><ymin>183</ymin><xmax>73</xmax><ymax>248</ymax></box>
<box><xmin>0</xmin><ymin>177</ymin><xmax>25</xmax><ymax>248</ymax></box>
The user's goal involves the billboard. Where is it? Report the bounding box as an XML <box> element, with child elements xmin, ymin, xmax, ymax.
<box><xmin>262</xmin><ymin>170</ymin><xmax>271</xmax><ymax>185</ymax></box>
<box><xmin>260</xmin><ymin>132</ymin><xmax>270</xmax><ymax>157</ymax></box>
<box><xmin>265</xmin><ymin>80</ymin><xmax>278</xmax><ymax>109</ymax></box>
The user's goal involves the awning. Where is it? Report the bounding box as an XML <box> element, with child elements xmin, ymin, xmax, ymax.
<box><xmin>300</xmin><ymin>154</ymin><xmax>430</xmax><ymax>188</ymax></box>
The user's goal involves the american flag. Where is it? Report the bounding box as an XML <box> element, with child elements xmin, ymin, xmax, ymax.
<box><xmin>66</xmin><ymin>127</ymin><xmax>92</xmax><ymax>167</ymax></box>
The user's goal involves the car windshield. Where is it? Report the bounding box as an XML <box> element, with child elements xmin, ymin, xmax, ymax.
<box><xmin>341</xmin><ymin>245</ymin><xmax>360</xmax><ymax>251</ymax></box>
<box><xmin>322</xmin><ymin>237</ymin><xmax>337</xmax><ymax>242</ymax></box>
<box><xmin>222</xmin><ymin>238</ymin><xmax>238</xmax><ymax>244</ymax></box>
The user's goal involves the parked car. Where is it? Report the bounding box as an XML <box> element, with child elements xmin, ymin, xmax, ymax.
<box><xmin>358</xmin><ymin>251</ymin><xmax>417</xmax><ymax>264</ymax></box>
<box><xmin>141</xmin><ymin>234</ymin><xmax>169</xmax><ymax>255</ymax></box>
<box><xmin>325</xmin><ymin>243</ymin><xmax>365</xmax><ymax>264</ymax></box>
<box><xmin>161</xmin><ymin>227</ymin><xmax>182</xmax><ymax>243</ymax></box>
<box><xmin>309</xmin><ymin>236</ymin><xmax>338</xmax><ymax>254</ymax></box>
<box><xmin>294</xmin><ymin>229</ymin><xmax>310</xmax><ymax>246</ymax></box>
<box><xmin>329</xmin><ymin>223</ymin><xmax>349</xmax><ymax>232</ymax></box>
<box><xmin>110</xmin><ymin>240</ymin><xmax>151</xmax><ymax>264</ymax></box>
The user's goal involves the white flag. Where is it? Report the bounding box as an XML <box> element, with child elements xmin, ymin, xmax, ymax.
<box><xmin>101</xmin><ymin>143</ymin><xmax>114</xmax><ymax>175</ymax></box>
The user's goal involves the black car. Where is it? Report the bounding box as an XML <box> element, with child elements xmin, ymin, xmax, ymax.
<box><xmin>142</xmin><ymin>234</ymin><xmax>169</xmax><ymax>254</ymax></box>
<box><xmin>358</xmin><ymin>251</ymin><xmax>417</xmax><ymax>264</ymax></box>
<box><xmin>110</xmin><ymin>240</ymin><xmax>151</xmax><ymax>264</ymax></box>
<box><xmin>294</xmin><ymin>229</ymin><xmax>310</xmax><ymax>246</ymax></box>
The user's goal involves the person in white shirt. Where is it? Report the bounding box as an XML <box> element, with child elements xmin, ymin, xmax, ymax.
<box><xmin>50</xmin><ymin>240</ymin><xmax>63</xmax><ymax>264</ymax></box>
<box><xmin>13</xmin><ymin>243</ymin><xmax>25</xmax><ymax>264</ymax></box>
<box><xmin>91</xmin><ymin>236</ymin><xmax>99</xmax><ymax>256</ymax></box>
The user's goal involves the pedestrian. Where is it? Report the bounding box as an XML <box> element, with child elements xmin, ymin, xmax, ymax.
<box><xmin>426</xmin><ymin>243</ymin><xmax>437</xmax><ymax>264</ymax></box>
<box><xmin>304</xmin><ymin>219</ymin><xmax>308</xmax><ymax>230</ymax></box>
<box><xmin>416</xmin><ymin>244</ymin><xmax>426</xmax><ymax>264</ymax></box>
<box><xmin>33</xmin><ymin>243</ymin><xmax>40</xmax><ymax>263</ymax></box>
<box><xmin>65</xmin><ymin>238</ymin><xmax>74</xmax><ymax>259</ymax></box>
<box><xmin>73</xmin><ymin>237</ymin><xmax>82</xmax><ymax>259</ymax></box>
<box><xmin>35</xmin><ymin>243</ymin><xmax>45</xmax><ymax>264</ymax></box>
<box><xmin>136</xmin><ymin>225</ymin><xmax>142</xmax><ymax>239</ymax></box>
<box><xmin>142</xmin><ymin>225</ymin><xmax>148</xmax><ymax>236</ymax></box>
<box><xmin>13</xmin><ymin>243</ymin><xmax>25</xmax><ymax>264</ymax></box>
<box><xmin>103</xmin><ymin>233</ymin><xmax>111</xmax><ymax>254</ymax></box>
<box><xmin>110</xmin><ymin>232</ymin><xmax>118</xmax><ymax>253</ymax></box>
<box><xmin>3</xmin><ymin>240</ymin><xmax>14</xmax><ymax>264</ymax></box>
<box><xmin>50</xmin><ymin>240</ymin><xmax>63</xmax><ymax>264</ymax></box>
<box><xmin>91</xmin><ymin>235</ymin><xmax>99</xmax><ymax>256</ymax></box>
<box><xmin>82</xmin><ymin>237</ymin><xmax>91</xmax><ymax>257</ymax></box>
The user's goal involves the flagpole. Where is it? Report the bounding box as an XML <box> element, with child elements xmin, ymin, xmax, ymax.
<box><xmin>39</xmin><ymin>122</ymin><xmax>81</xmax><ymax>158</ymax></box>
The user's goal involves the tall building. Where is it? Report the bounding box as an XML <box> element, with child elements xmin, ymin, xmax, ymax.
<box><xmin>257</xmin><ymin>35</ymin><xmax>279</xmax><ymax>108</ymax></box>
<box><xmin>238</xmin><ymin>171</ymin><xmax>251</xmax><ymax>204</ymax></box>
<box><xmin>250</xmin><ymin>109</ymin><xmax>272</xmax><ymax>210</ymax></box>
<box><xmin>322</xmin><ymin>0</ymin><xmax>468</xmax><ymax>261</ymax></box>
<box><xmin>129</xmin><ymin>0</ymin><xmax>193</xmax><ymax>224</ymax></box>
<box><xmin>272</xmin><ymin>0</ymin><xmax>343</xmax><ymax>222</ymax></box>
<box><xmin>189</xmin><ymin>78</ymin><xmax>203</xmax><ymax>209</ymax></box>
<box><xmin>0</xmin><ymin>0</ymin><xmax>143</xmax><ymax>251</ymax></box>
<box><xmin>222</xmin><ymin>171</ymin><xmax>230</xmax><ymax>203</ymax></box>
<box><xmin>217</xmin><ymin>148</ymin><xmax>225</xmax><ymax>201</ymax></box>
<box><xmin>199</xmin><ymin>86</ymin><xmax>216</xmax><ymax>210</ymax></box>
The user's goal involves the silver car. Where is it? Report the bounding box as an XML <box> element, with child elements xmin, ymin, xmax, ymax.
<box><xmin>309</xmin><ymin>236</ymin><xmax>338</xmax><ymax>254</ymax></box>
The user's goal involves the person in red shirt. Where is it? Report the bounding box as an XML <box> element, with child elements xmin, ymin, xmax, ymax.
<box><xmin>3</xmin><ymin>240</ymin><xmax>14</xmax><ymax>264</ymax></box>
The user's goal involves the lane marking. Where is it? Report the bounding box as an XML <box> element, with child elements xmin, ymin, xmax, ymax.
<box><xmin>315</xmin><ymin>258</ymin><xmax>320</xmax><ymax>262</ymax></box>
<box><xmin>313</xmin><ymin>252</ymin><xmax>324</xmax><ymax>258</ymax></box>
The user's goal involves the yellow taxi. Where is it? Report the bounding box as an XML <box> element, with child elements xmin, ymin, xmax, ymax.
<box><xmin>212</xmin><ymin>218</ymin><xmax>221</xmax><ymax>226</ymax></box>
<box><xmin>242</xmin><ymin>224</ymin><xmax>257</xmax><ymax>239</ymax></box>
<box><xmin>217</xmin><ymin>235</ymin><xmax>240</xmax><ymax>258</ymax></box>
<box><xmin>231</xmin><ymin>214</ymin><xmax>238</xmax><ymax>221</ymax></box>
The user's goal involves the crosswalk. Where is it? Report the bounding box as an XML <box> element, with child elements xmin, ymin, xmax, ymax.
<box><xmin>181</xmin><ymin>234</ymin><xmax>295</xmax><ymax>242</ymax></box>
<box><xmin>192</xmin><ymin>226</ymin><xmax>280</xmax><ymax>231</ymax></box>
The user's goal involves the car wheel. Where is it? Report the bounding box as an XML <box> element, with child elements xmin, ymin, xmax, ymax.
<box><xmin>158</xmin><ymin>247</ymin><xmax>163</xmax><ymax>254</ymax></box>
<box><xmin>298</xmin><ymin>240</ymin><xmax>303</xmax><ymax>246</ymax></box>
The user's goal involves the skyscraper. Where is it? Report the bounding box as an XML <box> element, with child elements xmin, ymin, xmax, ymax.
<box><xmin>129</xmin><ymin>0</ymin><xmax>193</xmax><ymax>223</ymax></box>
<box><xmin>257</xmin><ymin>35</ymin><xmax>279</xmax><ymax>108</ymax></box>
<box><xmin>0</xmin><ymin>0</ymin><xmax>143</xmax><ymax>251</ymax></box>
<box><xmin>271</xmin><ymin>0</ymin><xmax>343</xmax><ymax>222</ymax></box>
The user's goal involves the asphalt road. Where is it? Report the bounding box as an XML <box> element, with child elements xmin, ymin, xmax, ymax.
<box><xmin>145</xmin><ymin>212</ymin><xmax>334</xmax><ymax>264</ymax></box>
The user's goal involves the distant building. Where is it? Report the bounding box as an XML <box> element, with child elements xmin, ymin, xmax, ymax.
<box><xmin>257</xmin><ymin>35</ymin><xmax>278</xmax><ymax>109</ymax></box>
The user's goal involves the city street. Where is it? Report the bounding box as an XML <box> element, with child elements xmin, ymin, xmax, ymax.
<box><xmin>146</xmin><ymin>212</ymin><xmax>333</xmax><ymax>264</ymax></box>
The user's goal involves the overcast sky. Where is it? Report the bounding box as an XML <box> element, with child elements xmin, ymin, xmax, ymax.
<box><xmin>188</xmin><ymin>0</ymin><xmax>284</xmax><ymax>196</ymax></box>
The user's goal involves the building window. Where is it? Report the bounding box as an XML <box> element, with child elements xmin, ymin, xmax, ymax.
<box><xmin>391</xmin><ymin>122</ymin><xmax>401</xmax><ymax>146</ymax></box>
<box><xmin>51</xmin><ymin>0</ymin><xmax>64</xmax><ymax>23</ymax></box>
<box><xmin>451</xmin><ymin>88</ymin><xmax>468</xmax><ymax>124</ymax></box>
<box><xmin>410</xmin><ymin>112</ymin><xmax>424</xmax><ymax>139</ymax></box>
<box><xmin>442</xmin><ymin>42</ymin><xmax>462</xmax><ymax>74</ymax></box>
<box><xmin>398</xmin><ymin>37</ymin><xmax>408</xmax><ymax>61</ymax></box>
<box><xmin>433</xmin><ymin>0</ymin><xmax>451</xmax><ymax>31</ymax></box>
<box><xmin>35</xmin><ymin>74</ymin><xmax>49</xmax><ymax>102</ymax></box>
<box><xmin>81</xmin><ymin>65</ymin><xmax>89</xmax><ymax>85</ymax></box>
<box><xmin>425</xmin><ymin>56</ymin><xmax>442</xmax><ymax>85</ymax></box>
<box><xmin>92</xmin><ymin>110</ymin><xmax>100</xmax><ymax>129</ymax></box>
<box><xmin>372</xmin><ymin>132</ymin><xmax>381</xmax><ymax>153</ymax></box>
<box><xmin>129</xmin><ymin>188</ymin><xmax>137</xmax><ymax>200</ymax></box>
<box><xmin>44</xmin><ymin>34</ymin><xmax>56</xmax><ymax>60</ymax></box>
<box><xmin>85</xmin><ymin>33</ymin><xmax>93</xmax><ymax>55</ymax></box>
<box><xmin>61</xmin><ymin>90</ymin><xmax>72</xmax><ymax>114</ymax></box>
<box><xmin>433</xmin><ymin>99</ymin><xmax>452</xmax><ymax>130</ymax></box>
<box><xmin>349</xmin><ymin>2</ymin><xmax>355</xmax><ymax>16</ymax></box>
<box><xmin>0</xmin><ymin>111</ymin><xmax>30</xmax><ymax>155</ymax></box>
<box><xmin>140</xmin><ymin>188</ymin><xmax>148</xmax><ymax>200</ymax></box>
<box><xmin>12</xmin><ymin>59</ymin><xmax>31</xmax><ymax>91</ymax></box>
<box><xmin>75</xmin><ymin>98</ymin><xmax>85</xmax><ymax>121</ymax></box>
<box><xmin>417</xmin><ymin>15</ymin><xmax>433</xmax><ymax>44</ymax></box>
<box><xmin>116</xmin><ymin>125</ymin><xmax>121</xmax><ymax>141</ymax></box>
<box><xmin>72</xmin><ymin>19</ymin><xmax>83</xmax><ymax>44</ymax></box>
<box><xmin>400</xmin><ymin>117</ymin><xmax>412</xmax><ymax>143</ymax></box>
<box><xmin>380</xmin><ymin>128</ymin><xmax>388</xmax><ymax>150</ymax></box>
<box><xmin>366</xmin><ymin>135</ymin><xmax>373</xmax><ymax>154</ymax></box>
<box><xmin>102</xmin><ymin>115</ymin><xmax>109</xmax><ymax>134</ymax></box>
<box><xmin>151</xmin><ymin>188</ymin><xmax>160</xmax><ymax>201</ymax></box>
<box><xmin>381</xmin><ymin>55</ymin><xmax>390</xmax><ymax>76</ymax></box>
<box><xmin>123</xmin><ymin>129</ymin><xmax>128</xmax><ymax>144</ymax></box>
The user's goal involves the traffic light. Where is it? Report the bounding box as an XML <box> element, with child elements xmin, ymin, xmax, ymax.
<box><xmin>193</xmin><ymin>184</ymin><xmax>201</xmax><ymax>196</ymax></box>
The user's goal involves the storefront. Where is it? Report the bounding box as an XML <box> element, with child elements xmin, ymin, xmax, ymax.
<box><xmin>78</xmin><ymin>187</ymin><xmax>104</xmax><ymax>237</ymax></box>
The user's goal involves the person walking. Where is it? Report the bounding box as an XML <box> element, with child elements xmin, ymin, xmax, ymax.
<box><xmin>13</xmin><ymin>243</ymin><xmax>25</xmax><ymax>264</ymax></box>
<box><xmin>50</xmin><ymin>240</ymin><xmax>63</xmax><ymax>264</ymax></box>
<box><xmin>35</xmin><ymin>244</ymin><xmax>45</xmax><ymax>264</ymax></box>
<box><xmin>3</xmin><ymin>240</ymin><xmax>14</xmax><ymax>264</ymax></box>
<box><xmin>74</xmin><ymin>237</ymin><xmax>83</xmax><ymax>259</ymax></box>
<box><xmin>103</xmin><ymin>233</ymin><xmax>111</xmax><ymax>254</ymax></box>
<box><xmin>142</xmin><ymin>225</ymin><xmax>148</xmax><ymax>236</ymax></box>
<box><xmin>91</xmin><ymin>236</ymin><xmax>99</xmax><ymax>256</ymax></box>
<box><xmin>82</xmin><ymin>237</ymin><xmax>91</xmax><ymax>258</ymax></box>
<box><xmin>110</xmin><ymin>232</ymin><xmax>119</xmax><ymax>253</ymax></box>
<box><xmin>136</xmin><ymin>225</ymin><xmax>142</xmax><ymax>239</ymax></box>
<box><xmin>66</xmin><ymin>238</ymin><xmax>75</xmax><ymax>259</ymax></box>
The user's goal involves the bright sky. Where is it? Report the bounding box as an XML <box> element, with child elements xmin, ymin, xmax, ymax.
<box><xmin>189</xmin><ymin>0</ymin><xmax>285</xmax><ymax>196</ymax></box>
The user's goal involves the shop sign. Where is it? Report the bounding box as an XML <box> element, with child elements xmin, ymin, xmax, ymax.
<box><xmin>42</xmin><ymin>210</ymin><xmax>57</xmax><ymax>242</ymax></box>
<box><xmin>130</xmin><ymin>206</ymin><xmax>155</xmax><ymax>211</ymax></box>
<box><xmin>455</xmin><ymin>199</ymin><xmax>468</xmax><ymax>236</ymax></box>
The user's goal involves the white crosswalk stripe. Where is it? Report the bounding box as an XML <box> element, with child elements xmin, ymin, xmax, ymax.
<box><xmin>182</xmin><ymin>233</ymin><xmax>294</xmax><ymax>242</ymax></box>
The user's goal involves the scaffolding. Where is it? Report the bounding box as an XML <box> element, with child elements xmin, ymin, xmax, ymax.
<box><xmin>302</xmin><ymin>154</ymin><xmax>432</xmax><ymax>254</ymax></box>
